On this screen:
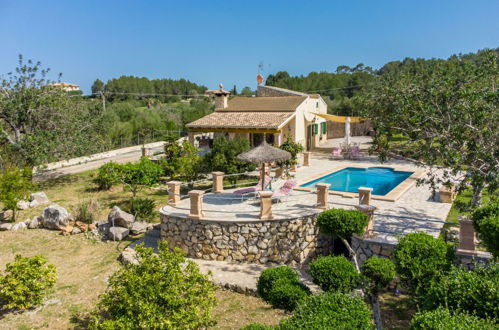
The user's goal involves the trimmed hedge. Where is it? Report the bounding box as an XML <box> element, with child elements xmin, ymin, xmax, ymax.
<box><xmin>394</xmin><ymin>232</ymin><xmax>453</xmax><ymax>295</ymax></box>
<box><xmin>267</xmin><ymin>279</ymin><xmax>311</xmax><ymax>312</ymax></box>
<box><xmin>410</xmin><ymin>308</ymin><xmax>497</xmax><ymax>330</ymax></box>
<box><xmin>422</xmin><ymin>264</ymin><xmax>499</xmax><ymax>319</ymax></box>
<box><xmin>277</xmin><ymin>292</ymin><xmax>373</xmax><ymax>329</ymax></box>
<box><xmin>257</xmin><ymin>266</ymin><xmax>299</xmax><ymax>302</ymax></box>
<box><xmin>472</xmin><ymin>201</ymin><xmax>499</xmax><ymax>259</ymax></box>
<box><xmin>309</xmin><ymin>256</ymin><xmax>360</xmax><ymax>292</ymax></box>
<box><xmin>316</xmin><ymin>209</ymin><xmax>368</xmax><ymax>238</ymax></box>
<box><xmin>362</xmin><ymin>256</ymin><xmax>396</xmax><ymax>293</ymax></box>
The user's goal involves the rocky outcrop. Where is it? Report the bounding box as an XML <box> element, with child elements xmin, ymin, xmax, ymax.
<box><xmin>109</xmin><ymin>227</ymin><xmax>129</xmax><ymax>241</ymax></box>
<box><xmin>42</xmin><ymin>205</ymin><xmax>71</xmax><ymax>230</ymax></box>
<box><xmin>108</xmin><ymin>206</ymin><xmax>134</xmax><ymax>229</ymax></box>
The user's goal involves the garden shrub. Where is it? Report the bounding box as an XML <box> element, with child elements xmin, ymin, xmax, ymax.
<box><xmin>126</xmin><ymin>197</ymin><xmax>157</xmax><ymax>221</ymax></box>
<box><xmin>0</xmin><ymin>255</ymin><xmax>57</xmax><ymax>310</ymax></box>
<box><xmin>362</xmin><ymin>256</ymin><xmax>396</xmax><ymax>293</ymax></box>
<box><xmin>88</xmin><ymin>242</ymin><xmax>216</xmax><ymax>329</ymax></box>
<box><xmin>120</xmin><ymin>158</ymin><xmax>163</xmax><ymax>196</ymax></box>
<box><xmin>316</xmin><ymin>208</ymin><xmax>368</xmax><ymax>238</ymax></box>
<box><xmin>309</xmin><ymin>256</ymin><xmax>360</xmax><ymax>292</ymax></box>
<box><xmin>75</xmin><ymin>199</ymin><xmax>100</xmax><ymax>224</ymax></box>
<box><xmin>0</xmin><ymin>166</ymin><xmax>32</xmax><ymax>222</ymax></box>
<box><xmin>422</xmin><ymin>263</ymin><xmax>499</xmax><ymax>319</ymax></box>
<box><xmin>267</xmin><ymin>279</ymin><xmax>311</xmax><ymax>312</ymax></box>
<box><xmin>394</xmin><ymin>232</ymin><xmax>454</xmax><ymax>296</ymax></box>
<box><xmin>257</xmin><ymin>266</ymin><xmax>299</xmax><ymax>302</ymax></box>
<box><xmin>277</xmin><ymin>291</ymin><xmax>373</xmax><ymax>329</ymax></box>
<box><xmin>472</xmin><ymin>200</ymin><xmax>499</xmax><ymax>259</ymax></box>
<box><xmin>241</xmin><ymin>323</ymin><xmax>274</xmax><ymax>330</ymax></box>
<box><xmin>95</xmin><ymin>162</ymin><xmax>122</xmax><ymax>190</ymax></box>
<box><xmin>410</xmin><ymin>308</ymin><xmax>497</xmax><ymax>330</ymax></box>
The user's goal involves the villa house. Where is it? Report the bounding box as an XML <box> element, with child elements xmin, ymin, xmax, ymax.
<box><xmin>186</xmin><ymin>85</ymin><xmax>328</xmax><ymax>150</ymax></box>
<box><xmin>47</xmin><ymin>82</ymin><xmax>81</xmax><ymax>92</ymax></box>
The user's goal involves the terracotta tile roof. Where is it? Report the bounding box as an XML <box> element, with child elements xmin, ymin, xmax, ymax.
<box><xmin>308</xmin><ymin>94</ymin><xmax>321</xmax><ymax>99</ymax></box>
<box><xmin>186</xmin><ymin>111</ymin><xmax>294</xmax><ymax>130</ymax></box>
<box><xmin>218</xmin><ymin>96</ymin><xmax>306</xmax><ymax>111</ymax></box>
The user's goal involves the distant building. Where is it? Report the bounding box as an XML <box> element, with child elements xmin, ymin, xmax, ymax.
<box><xmin>48</xmin><ymin>82</ymin><xmax>81</xmax><ymax>92</ymax></box>
<box><xmin>187</xmin><ymin>85</ymin><xmax>328</xmax><ymax>150</ymax></box>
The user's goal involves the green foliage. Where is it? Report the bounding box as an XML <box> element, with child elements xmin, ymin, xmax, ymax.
<box><xmin>257</xmin><ymin>266</ymin><xmax>299</xmax><ymax>302</ymax></box>
<box><xmin>472</xmin><ymin>200</ymin><xmax>499</xmax><ymax>258</ymax></box>
<box><xmin>75</xmin><ymin>199</ymin><xmax>100</xmax><ymax>224</ymax></box>
<box><xmin>0</xmin><ymin>255</ymin><xmax>57</xmax><ymax>310</ymax></box>
<box><xmin>126</xmin><ymin>197</ymin><xmax>156</xmax><ymax>222</ymax></box>
<box><xmin>267</xmin><ymin>279</ymin><xmax>311</xmax><ymax>312</ymax></box>
<box><xmin>0</xmin><ymin>166</ymin><xmax>32</xmax><ymax>221</ymax></box>
<box><xmin>394</xmin><ymin>233</ymin><xmax>454</xmax><ymax>296</ymax></box>
<box><xmin>316</xmin><ymin>208</ymin><xmax>368</xmax><ymax>239</ymax></box>
<box><xmin>204</xmin><ymin>136</ymin><xmax>255</xmax><ymax>183</ymax></box>
<box><xmin>422</xmin><ymin>264</ymin><xmax>499</xmax><ymax>319</ymax></box>
<box><xmin>161</xmin><ymin>140</ymin><xmax>202</xmax><ymax>182</ymax></box>
<box><xmin>94</xmin><ymin>162</ymin><xmax>123</xmax><ymax>190</ymax></box>
<box><xmin>277</xmin><ymin>292</ymin><xmax>373</xmax><ymax>329</ymax></box>
<box><xmin>120</xmin><ymin>158</ymin><xmax>163</xmax><ymax>196</ymax></box>
<box><xmin>410</xmin><ymin>308</ymin><xmax>497</xmax><ymax>330</ymax></box>
<box><xmin>241</xmin><ymin>323</ymin><xmax>273</xmax><ymax>330</ymax></box>
<box><xmin>309</xmin><ymin>256</ymin><xmax>361</xmax><ymax>292</ymax></box>
<box><xmin>278</xmin><ymin>136</ymin><xmax>304</xmax><ymax>167</ymax></box>
<box><xmin>88</xmin><ymin>242</ymin><xmax>216</xmax><ymax>329</ymax></box>
<box><xmin>362</xmin><ymin>256</ymin><xmax>396</xmax><ymax>294</ymax></box>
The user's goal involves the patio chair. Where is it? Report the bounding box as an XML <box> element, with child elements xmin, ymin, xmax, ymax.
<box><xmin>233</xmin><ymin>176</ymin><xmax>271</xmax><ymax>201</ymax></box>
<box><xmin>272</xmin><ymin>179</ymin><xmax>297</xmax><ymax>203</ymax></box>
<box><xmin>350</xmin><ymin>145</ymin><xmax>362</xmax><ymax>159</ymax></box>
<box><xmin>331</xmin><ymin>146</ymin><xmax>343</xmax><ymax>160</ymax></box>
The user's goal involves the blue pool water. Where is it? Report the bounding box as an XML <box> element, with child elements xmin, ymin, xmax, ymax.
<box><xmin>300</xmin><ymin>167</ymin><xmax>413</xmax><ymax>196</ymax></box>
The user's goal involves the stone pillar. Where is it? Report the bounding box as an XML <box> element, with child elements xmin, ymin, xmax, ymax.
<box><xmin>458</xmin><ymin>217</ymin><xmax>476</xmax><ymax>254</ymax></box>
<box><xmin>290</xmin><ymin>164</ymin><xmax>298</xmax><ymax>172</ymax></box>
<box><xmin>358</xmin><ymin>187</ymin><xmax>373</xmax><ymax>205</ymax></box>
<box><xmin>188</xmin><ymin>132</ymin><xmax>195</xmax><ymax>145</ymax></box>
<box><xmin>355</xmin><ymin>204</ymin><xmax>377</xmax><ymax>238</ymax></box>
<box><xmin>167</xmin><ymin>181</ymin><xmax>181</xmax><ymax>206</ymax></box>
<box><xmin>188</xmin><ymin>190</ymin><xmax>205</xmax><ymax>219</ymax></box>
<box><xmin>259</xmin><ymin>191</ymin><xmax>273</xmax><ymax>220</ymax></box>
<box><xmin>316</xmin><ymin>183</ymin><xmax>330</xmax><ymax>209</ymax></box>
<box><xmin>303</xmin><ymin>152</ymin><xmax>310</xmax><ymax>166</ymax></box>
<box><xmin>212</xmin><ymin>171</ymin><xmax>224</xmax><ymax>193</ymax></box>
<box><xmin>141</xmin><ymin>146</ymin><xmax>150</xmax><ymax>157</ymax></box>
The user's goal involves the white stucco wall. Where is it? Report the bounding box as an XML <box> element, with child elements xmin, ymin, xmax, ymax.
<box><xmin>292</xmin><ymin>96</ymin><xmax>327</xmax><ymax>148</ymax></box>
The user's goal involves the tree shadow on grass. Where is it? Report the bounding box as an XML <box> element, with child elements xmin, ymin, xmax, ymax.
<box><xmin>70</xmin><ymin>312</ymin><xmax>93</xmax><ymax>329</ymax></box>
<box><xmin>34</xmin><ymin>174</ymin><xmax>79</xmax><ymax>190</ymax></box>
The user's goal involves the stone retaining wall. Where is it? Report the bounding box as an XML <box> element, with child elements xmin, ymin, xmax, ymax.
<box><xmin>160</xmin><ymin>213</ymin><xmax>333</xmax><ymax>265</ymax></box>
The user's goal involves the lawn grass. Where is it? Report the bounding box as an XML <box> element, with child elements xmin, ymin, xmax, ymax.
<box><xmin>446</xmin><ymin>187</ymin><xmax>495</xmax><ymax>223</ymax></box>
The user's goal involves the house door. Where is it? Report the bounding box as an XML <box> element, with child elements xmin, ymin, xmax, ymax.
<box><xmin>306</xmin><ymin>125</ymin><xmax>312</xmax><ymax>150</ymax></box>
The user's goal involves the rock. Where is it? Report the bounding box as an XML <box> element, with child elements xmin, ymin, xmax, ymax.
<box><xmin>108</xmin><ymin>206</ymin><xmax>134</xmax><ymax>229</ymax></box>
<box><xmin>0</xmin><ymin>210</ymin><xmax>13</xmax><ymax>222</ymax></box>
<box><xmin>88</xmin><ymin>223</ymin><xmax>96</xmax><ymax>231</ymax></box>
<box><xmin>98</xmin><ymin>222</ymin><xmax>111</xmax><ymax>236</ymax></box>
<box><xmin>120</xmin><ymin>248</ymin><xmax>138</xmax><ymax>265</ymax></box>
<box><xmin>108</xmin><ymin>227</ymin><xmax>129</xmax><ymax>241</ymax></box>
<box><xmin>11</xmin><ymin>222</ymin><xmax>27</xmax><ymax>231</ymax></box>
<box><xmin>30</xmin><ymin>192</ymin><xmax>50</xmax><ymax>205</ymax></box>
<box><xmin>24</xmin><ymin>218</ymin><xmax>32</xmax><ymax>226</ymax></box>
<box><xmin>60</xmin><ymin>225</ymin><xmax>74</xmax><ymax>236</ymax></box>
<box><xmin>75</xmin><ymin>221</ymin><xmax>88</xmax><ymax>232</ymax></box>
<box><xmin>28</xmin><ymin>216</ymin><xmax>42</xmax><ymax>229</ymax></box>
<box><xmin>71</xmin><ymin>227</ymin><xmax>82</xmax><ymax>235</ymax></box>
<box><xmin>17</xmin><ymin>200</ymin><xmax>30</xmax><ymax>210</ymax></box>
<box><xmin>130</xmin><ymin>221</ymin><xmax>151</xmax><ymax>235</ymax></box>
<box><xmin>29</xmin><ymin>200</ymin><xmax>40</xmax><ymax>208</ymax></box>
<box><xmin>42</xmin><ymin>205</ymin><xmax>71</xmax><ymax>230</ymax></box>
<box><xmin>0</xmin><ymin>223</ymin><xmax>13</xmax><ymax>231</ymax></box>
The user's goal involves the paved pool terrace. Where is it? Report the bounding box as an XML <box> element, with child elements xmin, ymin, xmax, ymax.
<box><xmin>160</xmin><ymin>153</ymin><xmax>453</xmax><ymax>245</ymax></box>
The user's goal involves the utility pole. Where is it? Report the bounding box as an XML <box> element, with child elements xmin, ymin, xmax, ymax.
<box><xmin>100</xmin><ymin>90</ymin><xmax>106</xmax><ymax>112</ymax></box>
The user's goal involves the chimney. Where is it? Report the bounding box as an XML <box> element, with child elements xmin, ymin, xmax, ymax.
<box><xmin>214</xmin><ymin>83</ymin><xmax>230</xmax><ymax>110</ymax></box>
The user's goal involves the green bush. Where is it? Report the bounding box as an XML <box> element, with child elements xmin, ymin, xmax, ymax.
<box><xmin>277</xmin><ymin>292</ymin><xmax>373</xmax><ymax>329</ymax></box>
<box><xmin>309</xmin><ymin>256</ymin><xmax>360</xmax><ymax>292</ymax></box>
<box><xmin>472</xmin><ymin>201</ymin><xmax>499</xmax><ymax>258</ymax></box>
<box><xmin>240</xmin><ymin>323</ymin><xmax>274</xmax><ymax>330</ymax></box>
<box><xmin>126</xmin><ymin>197</ymin><xmax>157</xmax><ymax>222</ymax></box>
<box><xmin>316</xmin><ymin>209</ymin><xmax>368</xmax><ymax>238</ymax></box>
<box><xmin>394</xmin><ymin>232</ymin><xmax>454</xmax><ymax>296</ymax></box>
<box><xmin>121</xmin><ymin>158</ymin><xmax>163</xmax><ymax>196</ymax></box>
<box><xmin>88</xmin><ymin>242</ymin><xmax>216</xmax><ymax>329</ymax></box>
<box><xmin>422</xmin><ymin>264</ymin><xmax>498</xmax><ymax>319</ymax></box>
<box><xmin>410</xmin><ymin>308</ymin><xmax>497</xmax><ymax>330</ymax></box>
<box><xmin>95</xmin><ymin>162</ymin><xmax>122</xmax><ymax>190</ymax></box>
<box><xmin>0</xmin><ymin>166</ymin><xmax>32</xmax><ymax>222</ymax></box>
<box><xmin>362</xmin><ymin>256</ymin><xmax>396</xmax><ymax>293</ymax></box>
<box><xmin>0</xmin><ymin>255</ymin><xmax>57</xmax><ymax>310</ymax></box>
<box><xmin>267</xmin><ymin>279</ymin><xmax>311</xmax><ymax>312</ymax></box>
<box><xmin>75</xmin><ymin>199</ymin><xmax>100</xmax><ymax>224</ymax></box>
<box><xmin>257</xmin><ymin>266</ymin><xmax>299</xmax><ymax>302</ymax></box>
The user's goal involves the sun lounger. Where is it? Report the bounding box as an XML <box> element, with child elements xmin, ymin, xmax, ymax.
<box><xmin>272</xmin><ymin>179</ymin><xmax>297</xmax><ymax>203</ymax></box>
<box><xmin>331</xmin><ymin>146</ymin><xmax>343</xmax><ymax>160</ymax></box>
<box><xmin>234</xmin><ymin>176</ymin><xmax>271</xmax><ymax>201</ymax></box>
<box><xmin>350</xmin><ymin>145</ymin><xmax>362</xmax><ymax>159</ymax></box>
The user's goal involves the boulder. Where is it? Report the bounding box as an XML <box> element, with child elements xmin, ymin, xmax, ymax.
<box><xmin>108</xmin><ymin>227</ymin><xmax>129</xmax><ymax>241</ymax></box>
<box><xmin>97</xmin><ymin>222</ymin><xmax>111</xmax><ymax>236</ymax></box>
<box><xmin>0</xmin><ymin>210</ymin><xmax>13</xmax><ymax>222</ymax></box>
<box><xmin>88</xmin><ymin>223</ymin><xmax>96</xmax><ymax>231</ymax></box>
<box><xmin>60</xmin><ymin>225</ymin><xmax>73</xmax><ymax>236</ymax></box>
<box><xmin>120</xmin><ymin>248</ymin><xmax>139</xmax><ymax>265</ymax></box>
<box><xmin>0</xmin><ymin>223</ymin><xmax>12</xmax><ymax>231</ymax></box>
<box><xmin>17</xmin><ymin>200</ymin><xmax>30</xmax><ymax>210</ymax></box>
<box><xmin>28</xmin><ymin>216</ymin><xmax>43</xmax><ymax>229</ymax></box>
<box><xmin>30</xmin><ymin>192</ymin><xmax>50</xmax><ymax>205</ymax></box>
<box><xmin>11</xmin><ymin>222</ymin><xmax>27</xmax><ymax>231</ymax></box>
<box><xmin>29</xmin><ymin>200</ymin><xmax>40</xmax><ymax>208</ymax></box>
<box><xmin>42</xmin><ymin>205</ymin><xmax>71</xmax><ymax>230</ymax></box>
<box><xmin>108</xmin><ymin>206</ymin><xmax>134</xmax><ymax>229</ymax></box>
<box><xmin>130</xmin><ymin>221</ymin><xmax>152</xmax><ymax>235</ymax></box>
<box><xmin>75</xmin><ymin>221</ymin><xmax>89</xmax><ymax>232</ymax></box>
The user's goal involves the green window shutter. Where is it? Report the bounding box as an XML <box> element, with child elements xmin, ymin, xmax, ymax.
<box><xmin>322</xmin><ymin>122</ymin><xmax>327</xmax><ymax>134</ymax></box>
<box><xmin>314</xmin><ymin>123</ymin><xmax>318</xmax><ymax>135</ymax></box>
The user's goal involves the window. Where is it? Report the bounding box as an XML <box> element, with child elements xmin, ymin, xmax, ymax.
<box><xmin>314</xmin><ymin>123</ymin><xmax>319</xmax><ymax>135</ymax></box>
<box><xmin>316</xmin><ymin>102</ymin><xmax>319</xmax><ymax>108</ymax></box>
<box><xmin>322</xmin><ymin>122</ymin><xmax>327</xmax><ymax>134</ymax></box>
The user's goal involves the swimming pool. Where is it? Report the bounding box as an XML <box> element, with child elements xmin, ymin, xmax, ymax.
<box><xmin>300</xmin><ymin>167</ymin><xmax>414</xmax><ymax>196</ymax></box>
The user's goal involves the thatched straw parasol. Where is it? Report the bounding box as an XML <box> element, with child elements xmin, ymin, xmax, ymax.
<box><xmin>237</xmin><ymin>142</ymin><xmax>291</xmax><ymax>189</ymax></box>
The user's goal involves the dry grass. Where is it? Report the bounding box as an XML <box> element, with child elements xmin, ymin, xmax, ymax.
<box><xmin>379</xmin><ymin>292</ymin><xmax>415</xmax><ymax>329</ymax></box>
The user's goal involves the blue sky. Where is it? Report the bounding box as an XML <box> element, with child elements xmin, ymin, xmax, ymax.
<box><xmin>1</xmin><ymin>0</ymin><xmax>498</xmax><ymax>94</ymax></box>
